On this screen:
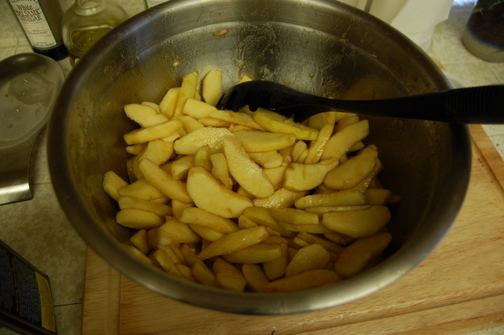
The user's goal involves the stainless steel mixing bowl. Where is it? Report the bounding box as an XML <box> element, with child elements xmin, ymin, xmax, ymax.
<box><xmin>48</xmin><ymin>0</ymin><xmax>471</xmax><ymax>314</ymax></box>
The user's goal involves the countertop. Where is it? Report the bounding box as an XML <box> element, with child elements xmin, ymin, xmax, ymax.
<box><xmin>1</xmin><ymin>0</ymin><xmax>504</xmax><ymax>334</ymax></box>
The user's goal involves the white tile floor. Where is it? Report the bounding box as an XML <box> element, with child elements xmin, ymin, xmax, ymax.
<box><xmin>1</xmin><ymin>1</ymin><xmax>503</xmax><ymax>334</ymax></box>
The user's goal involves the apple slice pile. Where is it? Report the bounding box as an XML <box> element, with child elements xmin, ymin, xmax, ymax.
<box><xmin>101</xmin><ymin>70</ymin><xmax>399</xmax><ymax>293</ymax></box>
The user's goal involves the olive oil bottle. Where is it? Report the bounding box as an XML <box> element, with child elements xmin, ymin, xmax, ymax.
<box><xmin>8</xmin><ymin>0</ymin><xmax>69</xmax><ymax>61</ymax></box>
<box><xmin>62</xmin><ymin>0</ymin><xmax>128</xmax><ymax>65</ymax></box>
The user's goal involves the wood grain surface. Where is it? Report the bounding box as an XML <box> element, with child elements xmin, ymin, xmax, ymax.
<box><xmin>82</xmin><ymin>125</ymin><xmax>504</xmax><ymax>335</ymax></box>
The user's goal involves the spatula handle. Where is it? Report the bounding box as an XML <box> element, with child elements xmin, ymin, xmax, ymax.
<box><xmin>443</xmin><ymin>85</ymin><xmax>504</xmax><ymax>124</ymax></box>
<box><xmin>322</xmin><ymin>85</ymin><xmax>504</xmax><ymax>124</ymax></box>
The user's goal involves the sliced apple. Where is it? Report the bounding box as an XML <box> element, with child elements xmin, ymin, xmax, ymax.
<box><xmin>171</xmin><ymin>155</ymin><xmax>194</xmax><ymax>180</ymax></box>
<box><xmin>283</xmin><ymin>158</ymin><xmax>339</xmax><ymax>192</ymax></box>
<box><xmin>129</xmin><ymin>229</ymin><xmax>150</xmax><ymax>255</ymax></box>
<box><xmin>304</xmin><ymin>123</ymin><xmax>335</xmax><ymax>164</ymax></box>
<box><xmin>252</xmin><ymin>108</ymin><xmax>319</xmax><ymax>140</ymax></box>
<box><xmin>116</xmin><ymin>208</ymin><xmax>164</xmax><ymax>229</ymax></box>
<box><xmin>223</xmin><ymin>243</ymin><xmax>283</xmax><ymax>264</ymax></box>
<box><xmin>285</xmin><ymin>244</ymin><xmax>330</xmax><ymax>277</ymax></box>
<box><xmin>180</xmin><ymin>244</ymin><xmax>200</xmax><ymax>267</ymax></box>
<box><xmin>173</xmin><ymin>127</ymin><xmax>233</xmax><ymax>155</ymax></box>
<box><xmin>124</xmin><ymin>119</ymin><xmax>183</xmax><ymax>145</ymax></box>
<box><xmin>304</xmin><ymin>205</ymin><xmax>372</xmax><ymax>214</ymax></box>
<box><xmin>118</xmin><ymin>196</ymin><xmax>172</xmax><ymax>218</ymax></box>
<box><xmin>177</xmin><ymin>115</ymin><xmax>204</xmax><ymax>133</ymax></box>
<box><xmin>138</xmin><ymin>158</ymin><xmax>192</xmax><ymax>203</ymax></box>
<box><xmin>334</xmin><ymin>115</ymin><xmax>360</xmax><ymax>133</ymax></box>
<box><xmin>291</xmin><ymin>140</ymin><xmax>308</xmax><ymax>163</ymax></box>
<box><xmin>201</xmin><ymin>69</ymin><xmax>223</xmax><ymax>107</ymax></box>
<box><xmin>252</xmin><ymin>187</ymin><xmax>306</xmax><ymax>209</ymax></box>
<box><xmin>103</xmin><ymin>170</ymin><xmax>129</xmax><ymax>201</ymax></box>
<box><xmin>364</xmin><ymin>188</ymin><xmax>393</xmax><ymax>205</ymax></box>
<box><xmin>278</xmin><ymin>221</ymin><xmax>331</xmax><ymax>234</ymax></box>
<box><xmin>335</xmin><ymin>232</ymin><xmax>392</xmax><ymax>277</ymax></box>
<box><xmin>197</xmin><ymin>226</ymin><xmax>270</xmax><ymax>260</ymax></box>
<box><xmin>194</xmin><ymin>145</ymin><xmax>212</xmax><ymax>171</ymax></box>
<box><xmin>124</xmin><ymin>103</ymin><xmax>168</xmax><ymax>127</ymax></box>
<box><xmin>270</xmin><ymin>208</ymin><xmax>319</xmax><ymax>225</ymax></box>
<box><xmin>209</xmin><ymin>110</ymin><xmax>264</xmax><ymax>130</ymax></box>
<box><xmin>352</xmin><ymin>159</ymin><xmax>383</xmax><ymax>193</ymax></box>
<box><xmin>141</xmin><ymin>101</ymin><xmax>160</xmax><ymax>113</ymax></box>
<box><xmin>248</xmin><ymin>151</ymin><xmax>284</xmax><ymax>169</ymax></box>
<box><xmin>294</xmin><ymin>189</ymin><xmax>366</xmax><ymax>209</ymax></box>
<box><xmin>198</xmin><ymin>117</ymin><xmax>232</xmax><ymax>127</ymax></box>
<box><xmin>156</xmin><ymin>217</ymin><xmax>202</xmax><ymax>246</ymax></box>
<box><xmin>233</xmin><ymin>130</ymin><xmax>296</xmax><ymax>152</ymax></box>
<box><xmin>186</xmin><ymin>166</ymin><xmax>253</xmax><ymax>218</ymax></box>
<box><xmin>188</xmin><ymin>225</ymin><xmax>225</xmax><ymax>242</ymax></box>
<box><xmin>137</xmin><ymin>139</ymin><xmax>174</xmax><ymax>166</ymax></box>
<box><xmin>223</xmin><ymin>136</ymin><xmax>275</xmax><ymax>198</ymax></box>
<box><xmin>242</xmin><ymin>263</ymin><xmax>270</xmax><ymax>292</ymax></box>
<box><xmin>179</xmin><ymin>207</ymin><xmax>239</xmax><ymax>233</ymax></box>
<box><xmin>321</xmin><ymin>119</ymin><xmax>369</xmax><ymax>160</ymax></box>
<box><xmin>159</xmin><ymin>87</ymin><xmax>180</xmax><ymax>118</ymax></box>
<box><xmin>209</xmin><ymin>153</ymin><xmax>234</xmax><ymax>189</ymax></box>
<box><xmin>322</xmin><ymin>206</ymin><xmax>391</xmax><ymax>238</ymax></box>
<box><xmin>324</xmin><ymin>145</ymin><xmax>378</xmax><ymax>190</ymax></box>
<box><xmin>263</xmin><ymin>249</ymin><xmax>288</xmax><ymax>281</ymax></box>
<box><xmin>263</xmin><ymin>166</ymin><xmax>287</xmax><ymax>189</ymax></box>
<box><xmin>192</xmin><ymin>260</ymin><xmax>220</xmax><ymax>288</ymax></box>
<box><xmin>182</xmin><ymin>98</ymin><xmax>218</xmax><ymax>119</ymax></box>
<box><xmin>296</xmin><ymin>231</ymin><xmax>345</xmax><ymax>254</ymax></box>
<box><xmin>238</xmin><ymin>215</ymin><xmax>259</xmax><ymax>230</ymax></box>
<box><xmin>213</xmin><ymin>258</ymin><xmax>247</xmax><ymax>292</ymax></box>
<box><xmin>125</xmin><ymin>143</ymin><xmax>146</xmax><ymax>156</ymax></box>
<box><xmin>174</xmin><ymin>71</ymin><xmax>198</xmax><ymax>117</ymax></box>
<box><xmin>151</xmin><ymin>249</ymin><xmax>183</xmax><ymax>277</ymax></box>
<box><xmin>117</xmin><ymin>178</ymin><xmax>165</xmax><ymax>202</ymax></box>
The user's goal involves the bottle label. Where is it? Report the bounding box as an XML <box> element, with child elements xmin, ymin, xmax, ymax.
<box><xmin>9</xmin><ymin>0</ymin><xmax>58</xmax><ymax>49</ymax></box>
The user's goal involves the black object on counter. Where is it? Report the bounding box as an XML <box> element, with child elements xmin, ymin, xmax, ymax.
<box><xmin>463</xmin><ymin>0</ymin><xmax>504</xmax><ymax>62</ymax></box>
<box><xmin>0</xmin><ymin>240</ymin><xmax>57</xmax><ymax>335</ymax></box>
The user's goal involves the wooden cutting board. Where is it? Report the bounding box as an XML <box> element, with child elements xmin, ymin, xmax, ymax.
<box><xmin>81</xmin><ymin>125</ymin><xmax>504</xmax><ymax>335</ymax></box>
